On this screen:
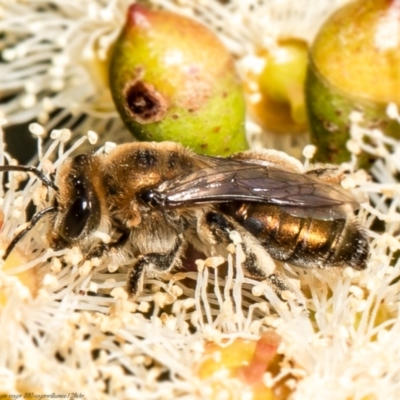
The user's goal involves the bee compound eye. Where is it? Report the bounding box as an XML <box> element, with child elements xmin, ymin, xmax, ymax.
<box><xmin>61</xmin><ymin>196</ymin><xmax>91</xmax><ymax>241</ymax></box>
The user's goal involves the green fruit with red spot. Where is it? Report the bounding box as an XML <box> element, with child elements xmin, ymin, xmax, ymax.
<box><xmin>109</xmin><ymin>4</ymin><xmax>248</xmax><ymax>156</ymax></box>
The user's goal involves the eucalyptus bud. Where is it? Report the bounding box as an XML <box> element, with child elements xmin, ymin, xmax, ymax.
<box><xmin>109</xmin><ymin>4</ymin><xmax>248</xmax><ymax>156</ymax></box>
<box><xmin>307</xmin><ymin>0</ymin><xmax>400</xmax><ymax>166</ymax></box>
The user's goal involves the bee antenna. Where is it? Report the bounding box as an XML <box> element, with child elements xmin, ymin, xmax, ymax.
<box><xmin>0</xmin><ymin>165</ymin><xmax>58</xmax><ymax>191</ymax></box>
<box><xmin>2</xmin><ymin>206</ymin><xmax>57</xmax><ymax>261</ymax></box>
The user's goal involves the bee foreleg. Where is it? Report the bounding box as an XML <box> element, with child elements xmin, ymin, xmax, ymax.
<box><xmin>200</xmin><ymin>211</ymin><xmax>303</xmax><ymax>303</ymax></box>
<box><xmin>127</xmin><ymin>237</ymin><xmax>185</xmax><ymax>298</ymax></box>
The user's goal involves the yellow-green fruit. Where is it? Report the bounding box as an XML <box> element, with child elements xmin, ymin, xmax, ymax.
<box><xmin>246</xmin><ymin>39</ymin><xmax>308</xmax><ymax>134</ymax></box>
<box><xmin>109</xmin><ymin>4</ymin><xmax>248</xmax><ymax>156</ymax></box>
<box><xmin>307</xmin><ymin>0</ymin><xmax>400</xmax><ymax>166</ymax></box>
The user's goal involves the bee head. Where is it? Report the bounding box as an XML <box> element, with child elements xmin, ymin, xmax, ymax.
<box><xmin>49</xmin><ymin>154</ymin><xmax>102</xmax><ymax>249</ymax></box>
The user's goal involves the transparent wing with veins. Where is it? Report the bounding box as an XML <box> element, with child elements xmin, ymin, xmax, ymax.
<box><xmin>152</xmin><ymin>158</ymin><xmax>361</xmax><ymax>220</ymax></box>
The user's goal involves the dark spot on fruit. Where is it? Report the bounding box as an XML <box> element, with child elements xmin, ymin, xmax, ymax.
<box><xmin>224</xmin><ymin>148</ymin><xmax>230</xmax><ymax>153</ymax></box>
<box><xmin>171</xmin><ymin>114</ymin><xmax>179</xmax><ymax>120</ymax></box>
<box><xmin>213</xmin><ymin>126</ymin><xmax>221</xmax><ymax>133</ymax></box>
<box><xmin>201</xmin><ymin>143</ymin><xmax>208</xmax><ymax>149</ymax></box>
<box><xmin>322</xmin><ymin>120</ymin><xmax>338</xmax><ymax>132</ymax></box>
<box><xmin>327</xmin><ymin>144</ymin><xmax>339</xmax><ymax>153</ymax></box>
<box><xmin>124</xmin><ymin>80</ymin><xmax>168</xmax><ymax>124</ymax></box>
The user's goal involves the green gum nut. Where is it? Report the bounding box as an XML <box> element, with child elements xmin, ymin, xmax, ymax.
<box><xmin>306</xmin><ymin>0</ymin><xmax>400</xmax><ymax>167</ymax></box>
<box><xmin>246</xmin><ymin>39</ymin><xmax>309</xmax><ymax>135</ymax></box>
<box><xmin>109</xmin><ymin>4</ymin><xmax>248</xmax><ymax>156</ymax></box>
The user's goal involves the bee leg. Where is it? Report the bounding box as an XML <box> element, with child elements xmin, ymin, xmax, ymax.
<box><xmin>127</xmin><ymin>238</ymin><xmax>184</xmax><ymax>297</ymax></box>
<box><xmin>201</xmin><ymin>211</ymin><xmax>303</xmax><ymax>303</ymax></box>
<box><xmin>127</xmin><ymin>262</ymin><xmax>146</xmax><ymax>298</ymax></box>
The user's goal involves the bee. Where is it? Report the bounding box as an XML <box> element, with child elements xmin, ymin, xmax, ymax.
<box><xmin>1</xmin><ymin>142</ymin><xmax>369</xmax><ymax>299</ymax></box>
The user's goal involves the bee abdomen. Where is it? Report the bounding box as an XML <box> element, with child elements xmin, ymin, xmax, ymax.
<box><xmin>287</xmin><ymin>217</ymin><xmax>369</xmax><ymax>270</ymax></box>
<box><xmin>328</xmin><ymin>220</ymin><xmax>369</xmax><ymax>270</ymax></box>
<box><xmin>221</xmin><ymin>203</ymin><xmax>368</xmax><ymax>270</ymax></box>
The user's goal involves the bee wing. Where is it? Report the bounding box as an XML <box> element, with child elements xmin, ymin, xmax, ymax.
<box><xmin>155</xmin><ymin>161</ymin><xmax>360</xmax><ymax>220</ymax></box>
